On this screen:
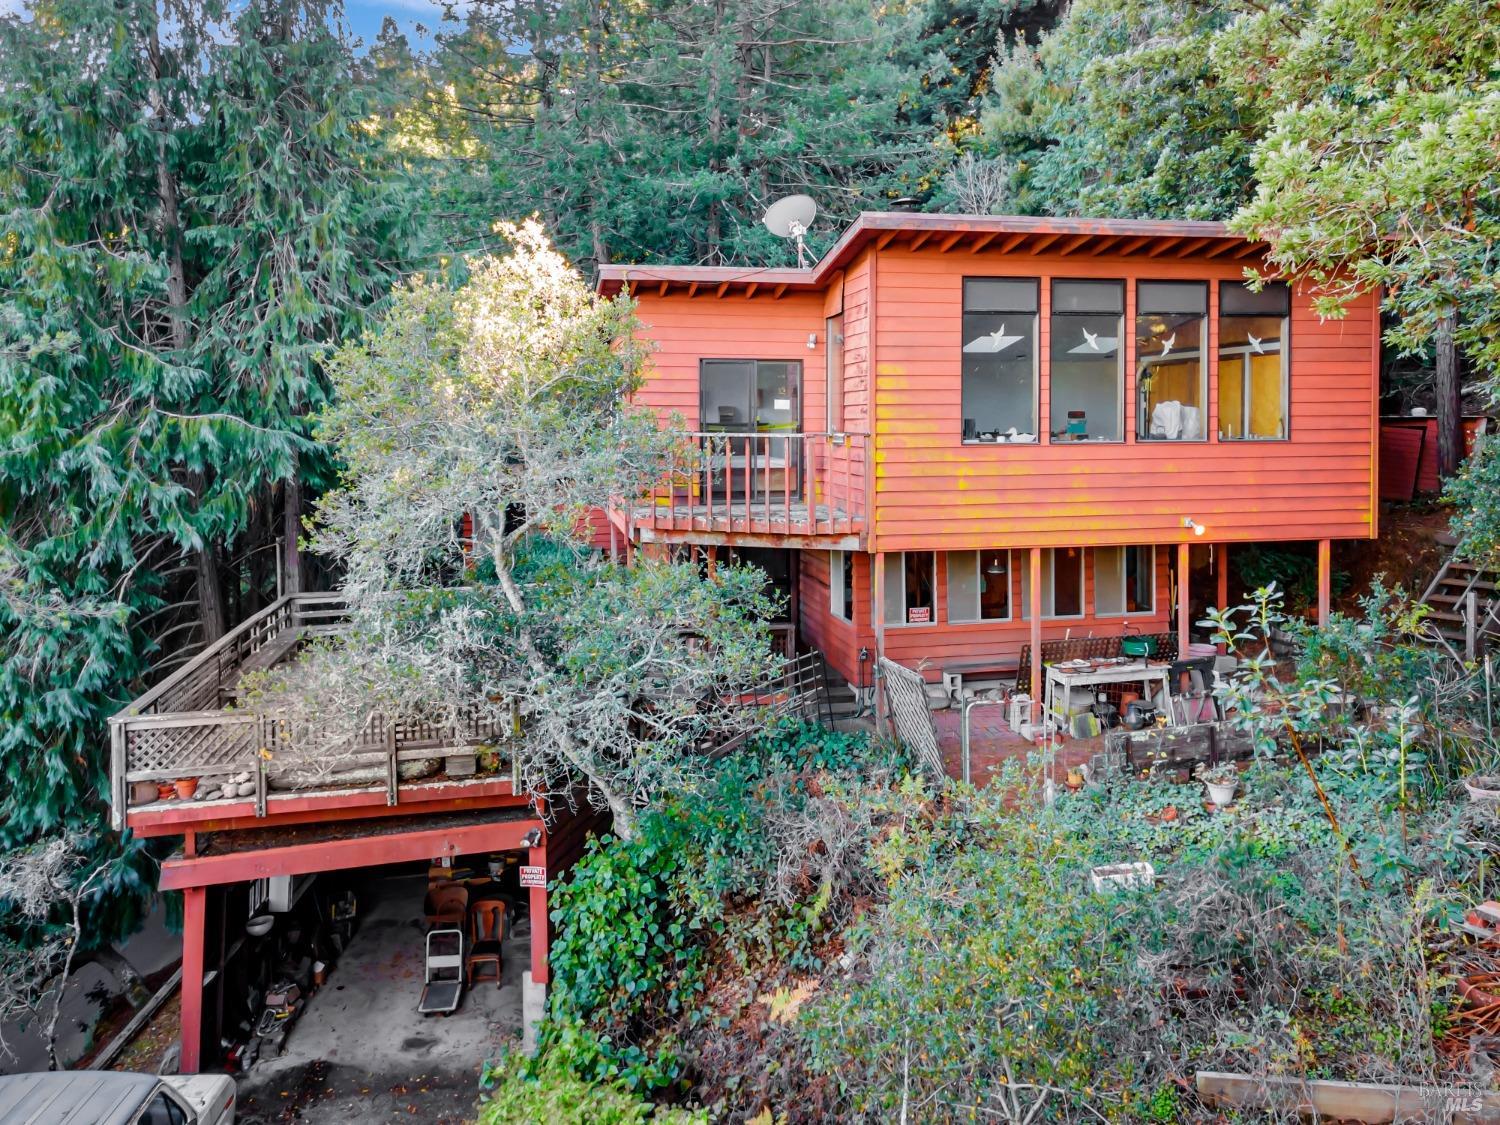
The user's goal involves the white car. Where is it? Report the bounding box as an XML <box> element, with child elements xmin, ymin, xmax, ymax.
<box><xmin>0</xmin><ymin>1070</ymin><xmax>235</xmax><ymax>1124</ymax></box>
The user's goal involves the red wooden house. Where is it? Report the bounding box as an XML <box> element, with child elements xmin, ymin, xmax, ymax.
<box><xmin>597</xmin><ymin>213</ymin><xmax>1379</xmax><ymax>706</ymax></box>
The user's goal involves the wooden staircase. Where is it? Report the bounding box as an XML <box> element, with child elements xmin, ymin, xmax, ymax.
<box><xmin>1420</xmin><ymin>534</ymin><xmax>1500</xmax><ymax>659</ymax></box>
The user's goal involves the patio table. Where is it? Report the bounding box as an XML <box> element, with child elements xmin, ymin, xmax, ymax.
<box><xmin>1041</xmin><ymin>660</ymin><xmax>1176</xmax><ymax>737</ymax></box>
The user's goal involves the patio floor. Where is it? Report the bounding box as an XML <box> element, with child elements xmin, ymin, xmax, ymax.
<box><xmin>930</xmin><ymin>707</ymin><xmax>1107</xmax><ymax>786</ymax></box>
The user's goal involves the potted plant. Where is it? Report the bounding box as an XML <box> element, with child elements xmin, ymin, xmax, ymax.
<box><xmin>1065</xmin><ymin>767</ymin><xmax>1086</xmax><ymax>792</ymax></box>
<box><xmin>1200</xmin><ymin>764</ymin><xmax>1238</xmax><ymax>807</ymax></box>
<box><xmin>174</xmin><ymin>776</ymin><xmax>199</xmax><ymax>800</ymax></box>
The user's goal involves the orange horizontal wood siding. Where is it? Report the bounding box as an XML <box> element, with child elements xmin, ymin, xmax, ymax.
<box><xmin>871</xmin><ymin>247</ymin><xmax>1379</xmax><ymax>552</ymax></box>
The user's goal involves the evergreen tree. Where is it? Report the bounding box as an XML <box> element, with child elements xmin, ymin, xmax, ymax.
<box><xmin>0</xmin><ymin>0</ymin><xmax>423</xmax><ymax>929</ymax></box>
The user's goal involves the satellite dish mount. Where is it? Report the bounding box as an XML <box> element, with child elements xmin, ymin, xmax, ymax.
<box><xmin>762</xmin><ymin>194</ymin><xmax>818</xmax><ymax>268</ymax></box>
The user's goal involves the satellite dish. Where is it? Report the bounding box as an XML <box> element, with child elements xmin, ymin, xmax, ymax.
<box><xmin>762</xmin><ymin>194</ymin><xmax>817</xmax><ymax>267</ymax></box>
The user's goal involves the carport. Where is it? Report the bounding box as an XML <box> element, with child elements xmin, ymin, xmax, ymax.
<box><xmin>159</xmin><ymin>808</ymin><xmax>559</xmax><ymax>1073</ymax></box>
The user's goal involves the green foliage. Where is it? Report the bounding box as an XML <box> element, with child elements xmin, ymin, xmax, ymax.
<box><xmin>1222</xmin><ymin>0</ymin><xmax>1500</xmax><ymax>377</ymax></box>
<box><xmin>0</xmin><ymin>0</ymin><xmax>423</xmax><ymax>930</ymax></box>
<box><xmin>477</xmin><ymin>1041</ymin><xmax>706</xmax><ymax>1124</ymax></box>
<box><xmin>427</xmin><ymin>0</ymin><xmax>935</xmax><ymax>269</ymax></box>
<box><xmin>971</xmin><ymin>0</ymin><xmax>1270</xmax><ymax>220</ymax></box>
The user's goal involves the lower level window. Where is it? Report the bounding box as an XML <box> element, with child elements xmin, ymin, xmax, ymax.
<box><xmin>1094</xmin><ymin>546</ymin><xmax>1155</xmax><ymax>615</ymax></box>
<box><xmin>948</xmin><ymin>550</ymin><xmax>1011</xmax><ymax>622</ymax></box>
<box><xmin>883</xmin><ymin>552</ymin><xmax>935</xmax><ymax>625</ymax></box>
<box><xmin>1020</xmin><ymin>547</ymin><xmax>1084</xmax><ymax>618</ymax></box>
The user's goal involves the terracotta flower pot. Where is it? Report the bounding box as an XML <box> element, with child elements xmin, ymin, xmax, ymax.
<box><xmin>174</xmin><ymin>777</ymin><xmax>199</xmax><ymax>799</ymax></box>
<box><xmin>156</xmin><ymin>783</ymin><xmax>176</xmax><ymax>802</ymax></box>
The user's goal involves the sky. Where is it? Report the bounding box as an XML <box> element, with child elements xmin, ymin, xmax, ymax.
<box><xmin>0</xmin><ymin>0</ymin><xmax>469</xmax><ymax>52</ymax></box>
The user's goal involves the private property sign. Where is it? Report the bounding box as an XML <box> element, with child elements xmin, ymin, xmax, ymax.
<box><xmin>519</xmin><ymin>865</ymin><xmax>547</xmax><ymax>888</ymax></box>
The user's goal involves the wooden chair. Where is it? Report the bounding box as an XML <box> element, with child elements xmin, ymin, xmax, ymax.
<box><xmin>466</xmin><ymin>900</ymin><xmax>505</xmax><ymax>987</ymax></box>
<box><xmin>423</xmin><ymin>883</ymin><xmax>468</xmax><ymax>930</ymax></box>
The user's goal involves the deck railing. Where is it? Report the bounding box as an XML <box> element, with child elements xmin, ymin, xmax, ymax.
<box><xmin>108</xmin><ymin>592</ymin><xmax>509</xmax><ymax>828</ymax></box>
<box><xmin>638</xmin><ymin>430</ymin><xmax>868</xmax><ymax>539</ymax></box>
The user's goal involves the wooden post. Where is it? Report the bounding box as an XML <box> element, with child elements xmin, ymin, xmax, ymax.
<box><xmin>180</xmin><ymin>885</ymin><xmax>206</xmax><ymax>1074</ymax></box>
<box><xmin>1216</xmin><ymin>544</ymin><xmax>1230</xmax><ymax>655</ymax></box>
<box><xmin>528</xmin><ymin>841</ymin><xmax>549</xmax><ymax>986</ymax></box>
<box><xmin>872</xmin><ymin>551</ymin><xmax>887</xmax><ymax>733</ymax></box>
<box><xmin>1317</xmin><ymin>538</ymin><xmax>1332</xmax><ymax>627</ymax></box>
<box><xmin>1029</xmin><ymin>547</ymin><xmax>1042</xmax><ymax>714</ymax></box>
<box><xmin>1177</xmin><ymin>543</ymin><xmax>1191</xmax><ymax>656</ymax></box>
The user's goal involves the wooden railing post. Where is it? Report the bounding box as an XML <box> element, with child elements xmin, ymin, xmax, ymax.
<box><xmin>385</xmin><ymin>719</ymin><xmax>399</xmax><ymax>807</ymax></box>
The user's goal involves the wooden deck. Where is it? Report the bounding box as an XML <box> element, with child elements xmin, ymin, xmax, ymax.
<box><xmin>632</xmin><ymin>499</ymin><xmax>864</xmax><ymax>548</ymax></box>
<box><xmin>108</xmin><ymin>593</ymin><xmax>509</xmax><ymax>830</ymax></box>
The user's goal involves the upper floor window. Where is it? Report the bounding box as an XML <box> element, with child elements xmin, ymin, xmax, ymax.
<box><xmin>830</xmin><ymin>550</ymin><xmax>853</xmax><ymax>621</ymax></box>
<box><xmin>1051</xmin><ymin>280</ymin><xmax>1124</xmax><ymax>442</ymax></box>
<box><xmin>882</xmin><ymin>551</ymin><xmax>935</xmax><ymax>625</ymax></box>
<box><xmin>1137</xmin><ymin>282</ymin><xmax>1207</xmax><ymax>441</ymax></box>
<box><xmin>1218</xmin><ymin>281</ymin><xmax>1290</xmax><ymax>440</ymax></box>
<box><xmin>1094</xmin><ymin>546</ymin><xmax>1156</xmax><ymax>615</ymax></box>
<box><xmin>700</xmin><ymin>359</ymin><xmax>801</xmax><ymax>432</ymax></box>
<box><xmin>962</xmin><ymin>278</ymin><xmax>1038</xmax><ymax>443</ymax></box>
<box><xmin>826</xmin><ymin>314</ymin><xmax>845</xmax><ymax>432</ymax></box>
<box><xmin>1019</xmin><ymin>546</ymin><xmax>1084</xmax><ymax>619</ymax></box>
<box><xmin>948</xmin><ymin>550</ymin><xmax>1011</xmax><ymax>622</ymax></box>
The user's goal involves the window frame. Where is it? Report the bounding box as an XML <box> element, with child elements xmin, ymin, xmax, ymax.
<box><xmin>829</xmin><ymin>550</ymin><xmax>853</xmax><ymax>622</ymax></box>
<box><xmin>1019</xmin><ymin>547</ymin><xmax>1086</xmax><ymax>620</ymax></box>
<box><xmin>961</xmin><ymin>276</ymin><xmax>1041</xmax><ymax>444</ymax></box>
<box><xmin>946</xmin><ymin>549</ymin><xmax>1013</xmax><ymax>624</ymax></box>
<box><xmin>698</xmin><ymin>358</ymin><xmax>804</xmax><ymax>432</ymax></box>
<box><xmin>826</xmin><ymin>314</ymin><xmax>845</xmax><ymax>433</ymax></box>
<box><xmin>882</xmin><ymin>551</ymin><xmax>938</xmax><ymax>627</ymax></box>
<box><xmin>1135</xmin><ymin>281</ymin><xmax>1209</xmax><ymax>443</ymax></box>
<box><xmin>1048</xmin><ymin>278</ymin><xmax>1126</xmax><ymax>445</ymax></box>
<box><xmin>1217</xmin><ymin>281</ymin><xmax>1291</xmax><ymax>442</ymax></box>
<box><xmin>1093</xmin><ymin>545</ymin><xmax>1157</xmax><ymax>617</ymax></box>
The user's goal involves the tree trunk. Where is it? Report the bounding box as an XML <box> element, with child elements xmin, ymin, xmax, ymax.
<box><xmin>282</xmin><ymin>470</ymin><xmax>303</xmax><ymax>596</ymax></box>
<box><xmin>1436</xmin><ymin>313</ymin><xmax>1462</xmax><ymax>480</ymax></box>
<box><xmin>149</xmin><ymin>16</ymin><xmax>224</xmax><ymax>643</ymax></box>
<box><xmin>486</xmin><ymin>523</ymin><xmax>636</xmax><ymax>839</ymax></box>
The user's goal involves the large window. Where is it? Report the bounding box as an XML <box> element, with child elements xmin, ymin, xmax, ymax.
<box><xmin>1019</xmin><ymin>547</ymin><xmax>1085</xmax><ymax>619</ymax></box>
<box><xmin>830</xmin><ymin>550</ymin><xmax>853</xmax><ymax>621</ymax></box>
<box><xmin>962</xmin><ymin>278</ymin><xmax>1039</xmax><ymax>442</ymax></box>
<box><xmin>700</xmin><ymin>359</ymin><xmax>801</xmax><ymax>433</ymax></box>
<box><xmin>882</xmin><ymin>552</ymin><xmax>936</xmax><ymax>625</ymax></box>
<box><xmin>1094</xmin><ymin>546</ymin><xmax>1155</xmax><ymax>615</ymax></box>
<box><xmin>826</xmin><ymin>314</ymin><xmax>845</xmax><ymax>432</ymax></box>
<box><xmin>1050</xmin><ymin>280</ymin><xmax>1124</xmax><ymax>442</ymax></box>
<box><xmin>1219</xmin><ymin>281</ymin><xmax>1290</xmax><ymax>440</ymax></box>
<box><xmin>948</xmin><ymin>550</ymin><xmax>1012</xmax><ymax>622</ymax></box>
<box><xmin>1137</xmin><ymin>282</ymin><xmax>1207</xmax><ymax>441</ymax></box>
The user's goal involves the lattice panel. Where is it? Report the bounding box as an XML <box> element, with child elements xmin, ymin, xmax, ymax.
<box><xmin>879</xmin><ymin>658</ymin><xmax>946</xmax><ymax>783</ymax></box>
<box><xmin>126</xmin><ymin>718</ymin><xmax>259</xmax><ymax>777</ymax></box>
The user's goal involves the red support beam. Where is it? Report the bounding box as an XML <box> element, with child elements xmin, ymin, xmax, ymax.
<box><xmin>159</xmin><ymin>816</ymin><xmax>546</xmax><ymax>890</ymax></box>
<box><xmin>129</xmin><ymin>776</ymin><xmax>525</xmax><ymax>838</ymax></box>
<box><xmin>1317</xmin><ymin>538</ymin><xmax>1332</xmax><ymax>626</ymax></box>
<box><xmin>1178</xmin><ymin>543</ymin><xmax>1192</xmax><ymax>658</ymax></box>
<box><xmin>180</xmin><ymin>886</ymin><xmax>206</xmax><ymax>1074</ymax></box>
<box><xmin>529</xmin><ymin>841</ymin><xmax>550</xmax><ymax>986</ymax></box>
<box><xmin>1029</xmin><ymin>547</ymin><xmax>1043</xmax><ymax>720</ymax></box>
<box><xmin>1217</xmin><ymin>544</ymin><xmax>1230</xmax><ymax>655</ymax></box>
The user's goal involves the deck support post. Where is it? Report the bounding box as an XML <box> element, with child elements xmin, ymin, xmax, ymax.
<box><xmin>1317</xmin><ymin>539</ymin><xmax>1332</xmax><ymax>627</ymax></box>
<box><xmin>528</xmin><ymin>841</ymin><xmax>549</xmax><ymax>987</ymax></box>
<box><xmin>1216</xmin><ymin>545</ymin><xmax>1230</xmax><ymax>654</ymax></box>
<box><xmin>180</xmin><ymin>885</ymin><xmax>206</xmax><ymax>1074</ymax></box>
<box><xmin>872</xmin><ymin>551</ymin><xmax>887</xmax><ymax>734</ymax></box>
<box><xmin>1029</xmin><ymin>547</ymin><xmax>1042</xmax><ymax>718</ymax></box>
<box><xmin>1177</xmin><ymin>543</ymin><xmax>1191</xmax><ymax>658</ymax></box>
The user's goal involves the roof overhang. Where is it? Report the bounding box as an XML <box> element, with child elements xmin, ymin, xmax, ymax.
<box><xmin>596</xmin><ymin>212</ymin><xmax>1265</xmax><ymax>298</ymax></box>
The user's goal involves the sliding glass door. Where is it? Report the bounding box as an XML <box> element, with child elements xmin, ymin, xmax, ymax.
<box><xmin>699</xmin><ymin>359</ymin><xmax>802</xmax><ymax>501</ymax></box>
